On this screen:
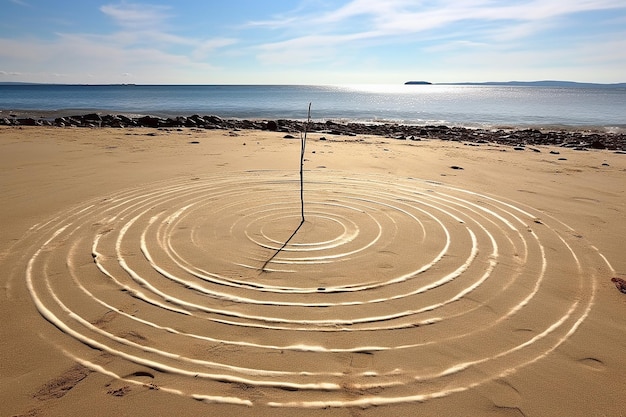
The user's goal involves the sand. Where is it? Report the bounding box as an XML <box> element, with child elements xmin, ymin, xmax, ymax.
<box><xmin>1</xmin><ymin>126</ymin><xmax>625</xmax><ymax>417</ymax></box>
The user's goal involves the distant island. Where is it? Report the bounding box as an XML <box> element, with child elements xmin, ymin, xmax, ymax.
<box><xmin>405</xmin><ymin>80</ymin><xmax>626</xmax><ymax>88</ymax></box>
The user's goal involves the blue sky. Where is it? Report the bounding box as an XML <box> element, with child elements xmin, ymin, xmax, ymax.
<box><xmin>1</xmin><ymin>0</ymin><xmax>625</xmax><ymax>84</ymax></box>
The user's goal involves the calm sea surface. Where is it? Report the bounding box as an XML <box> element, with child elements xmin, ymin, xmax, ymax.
<box><xmin>1</xmin><ymin>84</ymin><xmax>624</xmax><ymax>129</ymax></box>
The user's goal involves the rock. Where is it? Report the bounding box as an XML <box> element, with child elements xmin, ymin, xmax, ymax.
<box><xmin>17</xmin><ymin>118</ymin><xmax>40</xmax><ymax>126</ymax></box>
<box><xmin>117</xmin><ymin>115</ymin><xmax>133</xmax><ymax>124</ymax></box>
<box><xmin>83</xmin><ymin>113</ymin><xmax>102</xmax><ymax>122</ymax></box>
<box><xmin>184</xmin><ymin>117</ymin><xmax>197</xmax><ymax>127</ymax></box>
<box><xmin>266</xmin><ymin>120</ymin><xmax>278</xmax><ymax>131</ymax></box>
<box><xmin>66</xmin><ymin>117</ymin><xmax>82</xmax><ymax>126</ymax></box>
<box><xmin>611</xmin><ymin>277</ymin><xmax>626</xmax><ymax>294</ymax></box>
<box><xmin>203</xmin><ymin>115</ymin><xmax>223</xmax><ymax>124</ymax></box>
<box><xmin>590</xmin><ymin>140</ymin><xmax>606</xmax><ymax>149</ymax></box>
<box><xmin>137</xmin><ymin>115</ymin><xmax>162</xmax><ymax>128</ymax></box>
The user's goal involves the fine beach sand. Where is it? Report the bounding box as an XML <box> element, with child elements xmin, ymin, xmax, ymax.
<box><xmin>1</xmin><ymin>126</ymin><xmax>625</xmax><ymax>417</ymax></box>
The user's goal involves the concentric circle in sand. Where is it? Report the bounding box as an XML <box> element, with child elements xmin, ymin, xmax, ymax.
<box><xmin>18</xmin><ymin>170</ymin><xmax>612</xmax><ymax>408</ymax></box>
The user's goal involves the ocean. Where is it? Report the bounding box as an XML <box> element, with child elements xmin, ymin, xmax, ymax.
<box><xmin>1</xmin><ymin>84</ymin><xmax>624</xmax><ymax>130</ymax></box>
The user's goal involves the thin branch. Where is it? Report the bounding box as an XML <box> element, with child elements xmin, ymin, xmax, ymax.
<box><xmin>300</xmin><ymin>102</ymin><xmax>311</xmax><ymax>222</ymax></box>
<box><xmin>260</xmin><ymin>103</ymin><xmax>311</xmax><ymax>273</ymax></box>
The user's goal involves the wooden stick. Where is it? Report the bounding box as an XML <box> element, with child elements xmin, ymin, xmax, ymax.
<box><xmin>261</xmin><ymin>103</ymin><xmax>311</xmax><ymax>273</ymax></box>
<box><xmin>300</xmin><ymin>103</ymin><xmax>311</xmax><ymax>222</ymax></box>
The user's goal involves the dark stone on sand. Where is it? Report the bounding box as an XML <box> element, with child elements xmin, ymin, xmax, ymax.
<box><xmin>611</xmin><ymin>277</ymin><xmax>626</xmax><ymax>294</ymax></box>
<box><xmin>204</xmin><ymin>115</ymin><xmax>223</xmax><ymax>124</ymax></box>
<box><xmin>266</xmin><ymin>120</ymin><xmax>278</xmax><ymax>131</ymax></box>
<box><xmin>83</xmin><ymin>113</ymin><xmax>102</xmax><ymax>121</ymax></box>
<box><xmin>450</xmin><ymin>166</ymin><xmax>464</xmax><ymax>170</ymax></box>
<box><xmin>514</xmin><ymin>146</ymin><xmax>526</xmax><ymax>151</ymax></box>
<box><xmin>550</xmin><ymin>150</ymin><xmax>560</xmax><ymax>154</ymax></box>
<box><xmin>183</xmin><ymin>117</ymin><xmax>197</xmax><ymax>127</ymax></box>
<box><xmin>118</xmin><ymin>115</ymin><xmax>133</xmax><ymax>124</ymax></box>
<box><xmin>284</xmin><ymin>134</ymin><xmax>296</xmax><ymax>139</ymax></box>
<box><xmin>16</xmin><ymin>117</ymin><xmax>39</xmax><ymax>126</ymax></box>
<box><xmin>591</xmin><ymin>140</ymin><xmax>606</xmax><ymax>149</ymax></box>
<box><xmin>137</xmin><ymin>115</ymin><xmax>162</xmax><ymax>128</ymax></box>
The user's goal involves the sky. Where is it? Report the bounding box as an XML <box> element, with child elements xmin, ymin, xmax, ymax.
<box><xmin>1</xmin><ymin>0</ymin><xmax>626</xmax><ymax>84</ymax></box>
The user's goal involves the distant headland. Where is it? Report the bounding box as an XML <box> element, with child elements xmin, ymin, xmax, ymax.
<box><xmin>405</xmin><ymin>80</ymin><xmax>626</xmax><ymax>88</ymax></box>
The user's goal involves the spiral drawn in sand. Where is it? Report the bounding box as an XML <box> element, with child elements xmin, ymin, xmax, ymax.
<box><xmin>22</xmin><ymin>170</ymin><xmax>613</xmax><ymax>407</ymax></box>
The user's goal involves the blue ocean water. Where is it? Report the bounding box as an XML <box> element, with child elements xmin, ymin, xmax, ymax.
<box><xmin>1</xmin><ymin>84</ymin><xmax>624</xmax><ymax>129</ymax></box>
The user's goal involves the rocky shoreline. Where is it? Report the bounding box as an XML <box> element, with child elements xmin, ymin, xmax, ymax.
<box><xmin>2</xmin><ymin>112</ymin><xmax>625</xmax><ymax>151</ymax></box>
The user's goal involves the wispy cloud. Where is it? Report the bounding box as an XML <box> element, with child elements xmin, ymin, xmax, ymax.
<box><xmin>98</xmin><ymin>2</ymin><xmax>237</xmax><ymax>52</ymax></box>
<box><xmin>100</xmin><ymin>2</ymin><xmax>172</xmax><ymax>29</ymax></box>
<box><xmin>9</xmin><ymin>0</ymin><xmax>30</xmax><ymax>7</ymax></box>
<box><xmin>0</xmin><ymin>2</ymin><xmax>238</xmax><ymax>83</ymax></box>
<box><xmin>251</xmin><ymin>0</ymin><xmax>626</xmax><ymax>64</ymax></box>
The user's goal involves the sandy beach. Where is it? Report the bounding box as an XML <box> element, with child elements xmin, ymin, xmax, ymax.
<box><xmin>1</xmin><ymin>125</ymin><xmax>625</xmax><ymax>417</ymax></box>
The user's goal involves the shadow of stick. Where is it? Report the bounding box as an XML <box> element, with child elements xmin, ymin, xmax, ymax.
<box><xmin>260</xmin><ymin>219</ymin><xmax>304</xmax><ymax>273</ymax></box>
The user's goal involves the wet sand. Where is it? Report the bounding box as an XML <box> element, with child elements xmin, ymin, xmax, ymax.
<box><xmin>1</xmin><ymin>126</ymin><xmax>625</xmax><ymax>417</ymax></box>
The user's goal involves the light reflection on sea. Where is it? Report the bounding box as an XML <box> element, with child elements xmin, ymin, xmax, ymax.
<box><xmin>0</xmin><ymin>84</ymin><xmax>624</xmax><ymax>130</ymax></box>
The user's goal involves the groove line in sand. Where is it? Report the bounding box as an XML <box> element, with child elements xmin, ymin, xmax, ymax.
<box><xmin>17</xmin><ymin>170</ymin><xmax>613</xmax><ymax>408</ymax></box>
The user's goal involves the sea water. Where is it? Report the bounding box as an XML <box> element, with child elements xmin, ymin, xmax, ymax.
<box><xmin>1</xmin><ymin>84</ymin><xmax>624</xmax><ymax>129</ymax></box>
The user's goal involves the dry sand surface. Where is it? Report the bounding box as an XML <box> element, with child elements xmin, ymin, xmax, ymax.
<box><xmin>1</xmin><ymin>126</ymin><xmax>625</xmax><ymax>417</ymax></box>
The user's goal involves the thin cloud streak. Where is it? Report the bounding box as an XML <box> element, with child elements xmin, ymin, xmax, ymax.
<box><xmin>100</xmin><ymin>3</ymin><xmax>172</xmax><ymax>29</ymax></box>
<box><xmin>253</xmin><ymin>0</ymin><xmax>626</xmax><ymax>42</ymax></box>
<box><xmin>251</xmin><ymin>0</ymin><xmax>626</xmax><ymax>70</ymax></box>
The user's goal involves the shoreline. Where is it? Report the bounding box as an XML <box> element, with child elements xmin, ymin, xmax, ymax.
<box><xmin>1</xmin><ymin>111</ymin><xmax>626</xmax><ymax>151</ymax></box>
<box><xmin>2</xmin><ymin>107</ymin><xmax>625</xmax><ymax>131</ymax></box>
